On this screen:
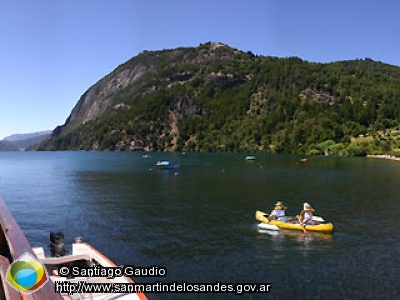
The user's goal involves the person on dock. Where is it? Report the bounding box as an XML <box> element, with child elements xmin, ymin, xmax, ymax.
<box><xmin>268</xmin><ymin>201</ymin><xmax>287</xmax><ymax>221</ymax></box>
<box><xmin>297</xmin><ymin>202</ymin><xmax>315</xmax><ymax>226</ymax></box>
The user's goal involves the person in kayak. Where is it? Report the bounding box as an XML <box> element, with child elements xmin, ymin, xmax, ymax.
<box><xmin>298</xmin><ymin>202</ymin><xmax>315</xmax><ymax>226</ymax></box>
<box><xmin>268</xmin><ymin>201</ymin><xmax>287</xmax><ymax>221</ymax></box>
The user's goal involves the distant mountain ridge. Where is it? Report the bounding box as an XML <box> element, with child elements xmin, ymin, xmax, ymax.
<box><xmin>0</xmin><ymin>131</ymin><xmax>51</xmax><ymax>151</ymax></box>
<box><xmin>3</xmin><ymin>130</ymin><xmax>52</xmax><ymax>142</ymax></box>
<box><xmin>37</xmin><ymin>42</ymin><xmax>400</xmax><ymax>155</ymax></box>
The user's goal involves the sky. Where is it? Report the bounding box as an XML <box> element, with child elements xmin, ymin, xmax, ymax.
<box><xmin>1</xmin><ymin>0</ymin><xmax>400</xmax><ymax>139</ymax></box>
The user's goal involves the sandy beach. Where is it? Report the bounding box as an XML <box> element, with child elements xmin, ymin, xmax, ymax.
<box><xmin>367</xmin><ymin>154</ymin><xmax>400</xmax><ymax>161</ymax></box>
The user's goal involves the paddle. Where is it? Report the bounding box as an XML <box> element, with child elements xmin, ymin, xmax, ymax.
<box><xmin>296</xmin><ymin>215</ymin><xmax>307</xmax><ymax>234</ymax></box>
<box><xmin>258</xmin><ymin>210</ymin><xmax>284</xmax><ymax>221</ymax></box>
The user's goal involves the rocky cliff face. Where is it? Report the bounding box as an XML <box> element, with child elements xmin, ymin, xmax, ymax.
<box><xmin>39</xmin><ymin>42</ymin><xmax>242</xmax><ymax>150</ymax></box>
<box><xmin>65</xmin><ymin>62</ymin><xmax>150</xmax><ymax>130</ymax></box>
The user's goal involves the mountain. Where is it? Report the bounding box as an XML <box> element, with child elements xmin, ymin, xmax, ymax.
<box><xmin>1</xmin><ymin>131</ymin><xmax>51</xmax><ymax>151</ymax></box>
<box><xmin>3</xmin><ymin>130</ymin><xmax>52</xmax><ymax>142</ymax></box>
<box><xmin>0</xmin><ymin>141</ymin><xmax>17</xmax><ymax>151</ymax></box>
<box><xmin>38</xmin><ymin>42</ymin><xmax>400</xmax><ymax>156</ymax></box>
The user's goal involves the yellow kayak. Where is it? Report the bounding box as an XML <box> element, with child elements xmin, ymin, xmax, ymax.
<box><xmin>255</xmin><ymin>210</ymin><xmax>334</xmax><ymax>234</ymax></box>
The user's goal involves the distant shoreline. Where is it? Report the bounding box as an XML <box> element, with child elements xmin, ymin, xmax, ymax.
<box><xmin>367</xmin><ymin>154</ymin><xmax>400</xmax><ymax>162</ymax></box>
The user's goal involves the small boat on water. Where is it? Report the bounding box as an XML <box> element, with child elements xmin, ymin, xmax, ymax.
<box><xmin>255</xmin><ymin>210</ymin><xmax>334</xmax><ymax>234</ymax></box>
<box><xmin>155</xmin><ymin>160</ymin><xmax>180</xmax><ymax>169</ymax></box>
<box><xmin>0</xmin><ymin>196</ymin><xmax>147</xmax><ymax>300</ymax></box>
<box><xmin>245</xmin><ymin>155</ymin><xmax>256</xmax><ymax>161</ymax></box>
<box><xmin>33</xmin><ymin>235</ymin><xmax>147</xmax><ymax>300</ymax></box>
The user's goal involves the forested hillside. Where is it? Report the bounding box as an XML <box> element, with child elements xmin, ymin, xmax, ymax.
<box><xmin>38</xmin><ymin>42</ymin><xmax>400</xmax><ymax>156</ymax></box>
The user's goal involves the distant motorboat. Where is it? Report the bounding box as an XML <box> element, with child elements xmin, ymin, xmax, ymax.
<box><xmin>245</xmin><ymin>155</ymin><xmax>256</xmax><ymax>161</ymax></box>
<box><xmin>155</xmin><ymin>160</ymin><xmax>180</xmax><ymax>169</ymax></box>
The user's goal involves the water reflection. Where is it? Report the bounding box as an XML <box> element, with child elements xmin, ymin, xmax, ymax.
<box><xmin>257</xmin><ymin>227</ymin><xmax>333</xmax><ymax>252</ymax></box>
<box><xmin>257</xmin><ymin>229</ymin><xmax>280</xmax><ymax>236</ymax></box>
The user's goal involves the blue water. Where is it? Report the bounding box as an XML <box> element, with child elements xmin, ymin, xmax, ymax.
<box><xmin>0</xmin><ymin>152</ymin><xmax>399</xmax><ymax>299</ymax></box>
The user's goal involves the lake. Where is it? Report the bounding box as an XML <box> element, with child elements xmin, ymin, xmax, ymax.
<box><xmin>0</xmin><ymin>152</ymin><xmax>399</xmax><ymax>299</ymax></box>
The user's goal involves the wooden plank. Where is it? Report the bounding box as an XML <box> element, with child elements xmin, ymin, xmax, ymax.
<box><xmin>0</xmin><ymin>255</ymin><xmax>22</xmax><ymax>300</ymax></box>
<box><xmin>0</xmin><ymin>196</ymin><xmax>62</xmax><ymax>300</ymax></box>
